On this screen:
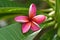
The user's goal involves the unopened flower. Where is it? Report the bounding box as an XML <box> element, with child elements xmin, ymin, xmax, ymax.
<box><xmin>14</xmin><ymin>3</ymin><xmax>46</xmax><ymax>33</ymax></box>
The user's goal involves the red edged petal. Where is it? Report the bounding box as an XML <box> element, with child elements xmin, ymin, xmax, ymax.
<box><xmin>29</xmin><ymin>3</ymin><xmax>36</xmax><ymax>18</ymax></box>
<box><xmin>31</xmin><ymin>21</ymin><xmax>40</xmax><ymax>31</ymax></box>
<box><xmin>32</xmin><ymin>15</ymin><xmax>46</xmax><ymax>24</ymax></box>
<box><xmin>22</xmin><ymin>22</ymin><xmax>31</xmax><ymax>33</ymax></box>
<box><xmin>14</xmin><ymin>16</ymin><xmax>29</xmax><ymax>23</ymax></box>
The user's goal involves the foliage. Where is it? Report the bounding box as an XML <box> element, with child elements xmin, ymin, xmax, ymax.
<box><xmin>0</xmin><ymin>0</ymin><xmax>60</xmax><ymax>40</ymax></box>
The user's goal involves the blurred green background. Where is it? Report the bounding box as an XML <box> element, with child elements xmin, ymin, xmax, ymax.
<box><xmin>0</xmin><ymin>0</ymin><xmax>60</xmax><ymax>40</ymax></box>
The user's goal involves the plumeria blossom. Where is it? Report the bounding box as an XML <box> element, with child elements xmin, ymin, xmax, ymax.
<box><xmin>14</xmin><ymin>3</ymin><xmax>46</xmax><ymax>33</ymax></box>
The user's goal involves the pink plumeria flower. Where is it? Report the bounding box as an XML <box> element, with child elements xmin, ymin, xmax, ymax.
<box><xmin>14</xmin><ymin>3</ymin><xmax>46</xmax><ymax>33</ymax></box>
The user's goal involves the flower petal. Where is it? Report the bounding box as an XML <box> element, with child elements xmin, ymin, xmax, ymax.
<box><xmin>31</xmin><ymin>21</ymin><xmax>40</xmax><ymax>31</ymax></box>
<box><xmin>14</xmin><ymin>16</ymin><xmax>29</xmax><ymax>23</ymax></box>
<box><xmin>29</xmin><ymin>3</ymin><xmax>36</xmax><ymax>18</ymax></box>
<box><xmin>22</xmin><ymin>22</ymin><xmax>31</xmax><ymax>33</ymax></box>
<box><xmin>32</xmin><ymin>15</ymin><xmax>46</xmax><ymax>24</ymax></box>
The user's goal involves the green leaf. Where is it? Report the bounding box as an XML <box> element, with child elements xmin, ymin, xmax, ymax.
<box><xmin>0</xmin><ymin>8</ymin><xmax>28</xmax><ymax>19</ymax></box>
<box><xmin>0</xmin><ymin>23</ymin><xmax>23</xmax><ymax>40</ymax></box>
<box><xmin>0</xmin><ymin>7</ymin><xmax>44</xmax><ymax>19</ymax></box>
<box><xmin>0</xmin><ymin>7</ymin><xmax>43</xmax><ymax>14</ymax></box>
<box><xmin>0</xmin><ymin>23</ymin><xmax>33</xmax><ymax>40</ymax></box>
<box><xmin>0</xmin><ymin>23</ymin><xmax>40</xmax><ymax>40</ymax></box>
<box><xmin>0</xmin><ymin>8</ymin><xmax>28</xmax><ymax>14</ymax></box>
